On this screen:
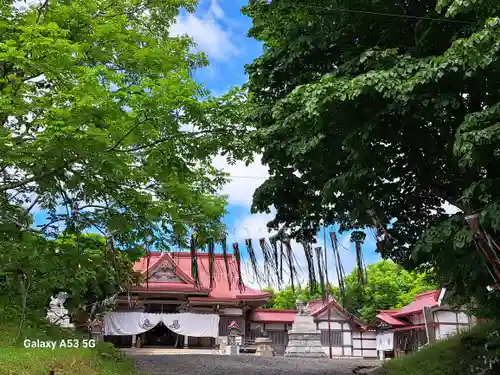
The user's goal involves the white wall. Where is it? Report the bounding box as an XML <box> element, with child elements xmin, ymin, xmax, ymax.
<box><xmin>352</xmin><ymin>331</ymin><xmax>377</xmax><ymax>358</ymax></box>
<box><xmin>435</xmin><ymin>311</ymin><xmax>457</xmax><ymax>323</ymax></box>
<box><xmin>433</xmin><ymin>310</ymin><xmax>473</xmax><ymax>340</ymax></box>
<box><xmin>322</xmin><ymin>346</ymin><xmax>343</xmax><ymax>356</ymax></box>
<box><xmin>343</xmin><ymin>331</ymin><xmax>352</xmax><ymax>344</ymax></box>
<box><xmin>457</xmin><ymin>312</ymin><xmax>470</xmax><ymax>324</ymax></box>
<box><xmin>316</xmin><ymin>310</ymin><xmax>356</xmax><ymax>357</ymax></box>
<box><xmin>318</xmin><ymin>321</ymin><xmax>343</xmax><ymax>330</ymax></box>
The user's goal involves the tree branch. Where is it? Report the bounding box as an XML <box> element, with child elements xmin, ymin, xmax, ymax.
<box><xmin>106</xmin><ymin>119</ymin><xmax>147</xmax><ymax>152</ymax></box>
<box><xmin>36</xmin><ymin>0</ymin><xmax>50</xmax><ymax>24</ymax></box>
<box><xmin>113</xmin><ymin>128</ymin><xmax>224</xmax><ymax>153</ymax></box>
<box><xmin>27</xmin><ymin>196</ymin><xmax>39</xmax><ymax>213</ymax></box>
<box><xmin>0</xmin><ymin>157</ymin><xmax>79</xmax><ymax>192</ymax></box>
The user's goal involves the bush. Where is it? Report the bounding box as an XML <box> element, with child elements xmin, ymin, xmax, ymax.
<box><xmin>383</xmin><ymin>322</ymin><xmax>500</xmax><ymax>375</ymax></box>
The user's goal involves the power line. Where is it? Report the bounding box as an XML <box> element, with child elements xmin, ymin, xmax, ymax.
<box><xmin>272</xmin><ymin>3</ymin><xmax>475</xmax><ymax>25</ymax></box>
<box><xmin>224</xmin><ymin>175</ymin><xmax>269</xmax><ymax>180</ymax></box>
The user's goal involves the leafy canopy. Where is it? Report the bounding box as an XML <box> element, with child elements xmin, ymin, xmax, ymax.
<box><xmin>243</xmin><ymin>0</ymin><xmax>500</xmax><ymax>313</ymax></box>
<box><xmin>262</xmin><ymin>284</ymin><xmax>339</xmax><ymax>309</ymax></box>
<box><xmin>341</xmin><ymin>260</ymin><xmax>437</xmax><ymax>322</ymax></box>
<box><xmin>0</xmin><ymin>0</ymin><xmax>251</xmax><ymax>250</ymax></box>
<box><xmin>0</xmin><ymin>232</ymin><xmax>135</xmax><ymax>325</ymax></box>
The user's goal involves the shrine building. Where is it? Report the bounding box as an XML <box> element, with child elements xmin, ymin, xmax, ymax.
<box><xmin>103</xmin><ymin>251</ymin><xmax>378</xmax><ymax>356</ymax></box>
<box><xmin>102</xmin><ymin>253</ymin><xmax>479</xmax><ymax>359</ymax></box>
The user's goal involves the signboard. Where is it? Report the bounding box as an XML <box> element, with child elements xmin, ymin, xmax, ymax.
<box><xmin>423</xmin><ymin>306</ymin><xmax>436</xmax><ymax>344</ymax></box>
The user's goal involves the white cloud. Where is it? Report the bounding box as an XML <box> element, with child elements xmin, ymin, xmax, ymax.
<box><xmin>212</xmin><ymin>154</ymin><xmax>269</xmax><ymax>206</ymax></box>
<box><xmin>169</xmin><ymin>1</ymin><xmax>239</xmax><ymax>62</ymax></box>
<box><xmin>209</xmin><ymin>0</ymin><xmax>225</xmax><ymax>20</ymax></box>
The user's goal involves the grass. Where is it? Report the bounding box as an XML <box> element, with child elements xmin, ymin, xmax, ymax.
<box><xmin>0</xmin><ymin>346</ymin><xmax>138</xmax><ymax>375</ymax></box>
<box><xmin>381</xmin><ymin>321</ymin><xmax>500</xmax><ymax>375</ymax></box>
<box><xmin>0</xmin><ymin>315</ymin><xmax>139</xmax><ymax>375</ymax></box>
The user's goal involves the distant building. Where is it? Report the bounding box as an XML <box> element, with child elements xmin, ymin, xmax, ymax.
<box><xmin>373</xmin><ymin>289</ymin><xmax>476</xmax><ymax>360</ymax></box>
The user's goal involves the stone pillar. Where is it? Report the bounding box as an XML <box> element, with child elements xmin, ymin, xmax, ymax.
<box><xmin>132</xmin><ymin>334</ymin><xmax>136</xmax><ymax>348</ymax></box>
<box><xmin>184</xmin><ymin>335</ymin><xmax>189</xmax><ymax>349</ymax></box>
<box><xmin>284</xmin><ymin>300</ymin><xmax>326</xmax><ymax>358</ymax></box>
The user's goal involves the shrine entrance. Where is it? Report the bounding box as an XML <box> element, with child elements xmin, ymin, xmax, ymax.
<box><xmin>144</xmin><ymin>322</ymin><xmax>184</xmax><ymax>348</ymax></box>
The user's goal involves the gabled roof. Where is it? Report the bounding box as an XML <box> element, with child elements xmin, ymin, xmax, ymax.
<box><xmin>249</xmin><ymin>298</ymin><xmax>366</xmax><ymax>327</ymax></box>
<box><xmin>392</xmin><ymin>290</ymin><xmax>440</xmax><ymax>317</ymax></box>
<box><xmin>375</xmin><ymin>310</ymin><xmax>408</xmax><ymax>326</ymax></box>
<box><xmin>308</xmin><ymin>298</ymin><xmax>366</xmax><ymax>328</ymax></box>
<box><xmin>132</xmin><ymin>252</ymin><xmax>271</xmax><ymax>302</ymax></box>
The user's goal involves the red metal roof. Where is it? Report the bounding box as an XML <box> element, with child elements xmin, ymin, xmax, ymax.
<box><xmin>390</xmin><ymin>324</ymin><xmax>428</xmax><ymax>332</ymax></box>
<box><xmin>132</xmin><ymin>252</ymin><xmax>271</xmax><ymax>302</ymax></box>
<box><xmin>249</xmin><ymin>309</ymin><xmax>297</xmax><ymax>323</ymax></box>
<box><xmin>392</xmin><ymin>290</ymin><xmax>440</xmax><ymax>317</ymax></box>
<box><xmin>376</xmin><ymin>311</ymin><xmax>408</xmax><ymax>326</ymax></box>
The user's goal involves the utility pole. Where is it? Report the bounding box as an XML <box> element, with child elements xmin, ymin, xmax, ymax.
<box><xmin>323</xmin><ymin>227</ymin><xmax>332</xmax><ymax>359</ymax></box>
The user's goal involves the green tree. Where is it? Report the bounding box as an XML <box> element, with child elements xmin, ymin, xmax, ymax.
<box><xmin>0</xmin><ymin>0</ymin><xmax>251</xmax><ymax>251</ymax></box>
<box><xmin>342</xmin><ymin>260</ymin><xmax>437</xmax><ymax>322</ymax></box>
<box><xmin>0</xmin><ymin>232</ymin><xmax>136</xmax><ymax>327</ymax></box>
<box><xmin>243</xmin><ymin>0</ymin><xmax>500</xmax><ymax>316</ymax></box>
<box><xmin>264</xmin><ymin>284</ymin><xmax>339</xmax><ymax>309</ymax></box>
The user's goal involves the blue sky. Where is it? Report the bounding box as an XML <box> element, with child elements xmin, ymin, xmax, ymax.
<box><xmin>169</xmin><ymin>0</ymin><xmax>382</xmax><ymax>284</ymax></box>
<box><xmin>32</xmin><ymin>0</ymin><xmax>382</xmax><ymax>287</ymax></box>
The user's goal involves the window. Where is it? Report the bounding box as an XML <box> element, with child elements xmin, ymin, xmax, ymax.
<box><xmin>321</xmin><ymin>330</ymin><xmax>343</xmax><ymax>347</ymax></box>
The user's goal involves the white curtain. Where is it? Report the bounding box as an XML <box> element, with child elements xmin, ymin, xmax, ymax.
<box><xmin>376</xmin><ymin>332</ymin><xmax>394</xmax><ymax>351</ymax></box>
<box><xmin>104</xmin><ymin>312</ymin><xmax>220</xmax><ymax>338</ymax></box>
<box><xmin>161</xmin><ymin>313</ymin><xmax>219</xmax><ymax>338</ymax></box>
<box><xmin>104</xmin><ymin>312</ymin><xmax>162</xmax><ymax>336</ymax></box>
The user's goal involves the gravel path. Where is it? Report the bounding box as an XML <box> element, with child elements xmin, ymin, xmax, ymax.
<box><xmin>131</xmin><ymin>354</ymin><xmax>378</xmax><ymax>375</ymax></box>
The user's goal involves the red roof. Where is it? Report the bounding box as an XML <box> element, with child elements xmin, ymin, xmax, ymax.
<box><xmin>249</xmin><ymin>298</ymin><xmax>366</xmax><ymax>327</ymax></box>
<box><xmin>390</xmin><ymin>324</ymin><xmax>429</xmax><ymax>332</ymax></box>
<box><xmin>392</xmin><ymin>290</ymin><xmax>440</xmax><ymax>317</ymax></box>
<box><xmin>249</xmin><ymin>309</ymin><xmax>297</xmax><ymax>323</ymax></box>
<box><xmin>132</xmin><ymin>252</ymin><xmax>271</xmax><ymax>302</ymax></box>
<box><xmin>228</xmin><ymin>321</ymin><xmax>241</xmax><ymax>330</ymax></box>
<box><xmin>376</xmin><ymin>311</ymin><xmax>408</xmax><ymax>326</ymax></box>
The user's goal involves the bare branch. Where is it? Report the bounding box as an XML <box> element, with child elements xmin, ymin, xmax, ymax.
<box><xmin>36</xmin><ymin>0</ymin><xmax>50</xmax><ymax>23</ymax></box>
<box><xmin>113</xmin><ymin>129</ymin><xmax>223</xmax><ymax>153</ymax></box>
<box><xmin>27</xmin><ymin>196</ymin><xmax>39</xmax><ymax>213</ymax></box>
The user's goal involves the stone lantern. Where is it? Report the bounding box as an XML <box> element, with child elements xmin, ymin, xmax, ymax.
<box><xmin>255</xmin><ymin>326</ymin><xmax>275</xmax><ymax>357</ymax></box>
<box><xmin>225</xmin><ymin>321</ymin><xmax>242</xmax><ymax>355</ymax></box>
